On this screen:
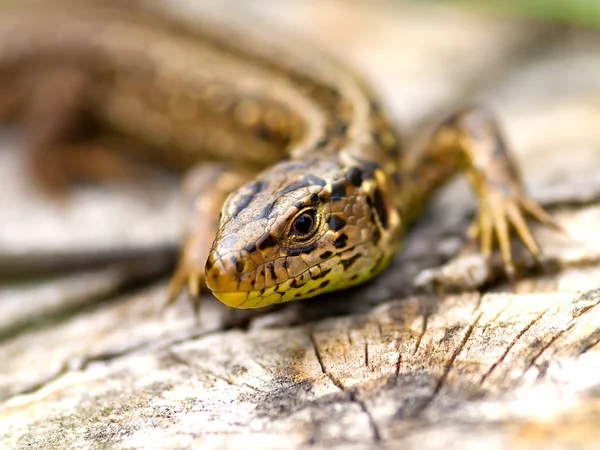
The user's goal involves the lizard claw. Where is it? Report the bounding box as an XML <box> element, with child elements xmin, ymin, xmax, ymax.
<box><xmin>162</xmin><ymin>253</ymin><xmax>204</xmax><ymax>323</ymax></box>
<box><xmin>470</xmin><ymin>187</ymin><xmax>562</xmax><ymax>279</ymax></box>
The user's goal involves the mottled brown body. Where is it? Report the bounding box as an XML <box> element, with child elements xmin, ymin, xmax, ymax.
<box><xmin>0</xmin><ymin>1</ymin><xmax>559</xmax><ymax>312</ymax></box>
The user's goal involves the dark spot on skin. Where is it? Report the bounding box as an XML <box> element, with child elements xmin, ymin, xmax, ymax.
<box><xmin>304</xmin><ymin>175</ymin><xmax>327</xmax><ymax>187</ymax></box>
<box><xmin>334</xmin><ymin>234</ymin><xmax>348</xmax><ymax>249</ymax></box>
<box><xmin>295</xmin><ymin>292</ymin><xmax>303</xmax><ymax>298</ymax></box>
<box><xmin>316</xmin><ymin>139</ymin><xmax>328</xmax><ymax>149</ymax></box>
<box><xmin>279</xmin><ymin>180</ymin><xmax>311</xmax><ymax>196</ymax></box>
<box><xmin>231</xmin><ymin>256</ymin><xmax>244</xmax><ymax>273</ymax></box>
<box><xmin>349</xmin><ymin>156</ymin><xmax>379</xmax><ymax>179</ymax></box>
<box><xmin>372</xmin><ymin>227</ymin><xmax>381</xmax><ymax>245</ymax></box>
<box><xmin>294</xmin><ymin>201</ymin><xmax>304</xmax><ymax>209</ymax></box>
<box><xmin>262</xmin><ymin>201</ymin><xmax>278</xmax><ymax>219</ymax></box>
<box><xmin>244</xmin><ymin>243</ymin><xmax>257</xmax><ymax>254</ymax></box>
<box><xmin>370</xmin><ymin>210</ymin><xmax>376</xmax><ymax>223</ymax></box>
<box><xmin>326</xmin><ymin>87</ymin><xmax>341</xmax><ymax>101</ymax></box>
<box><xmin>369</xmin><ymin>99</ymin><xmax>381</xmax><ymax>113</ymax></box>
<box><xmin>365</xmin><ymin>195</ymin><xmax>374</xmax><ymax>207</ymax></box>
<box><xmin>279</xmin><ymin>176</ymin><xmax>327</xmax><ymax>196</ymax></box>
<box><xmin>283</xmin><ymin>260</ymin><xmax>289</xmax><ymax>269</ymax></box>
<box><xmin>387</xmin><ymin>145</ymin><xmax>400</xmax><ymax>158</ymax></box>
<box><xmin>330</xmin><ymin>180</ymin><xmax>347</xmax><ymax>201</ymax></box>
<box><xmin>287</xmin><ymin>241</ymin><xmax>318</xmax><ymax>257</ymax></box>
<box><xmin>439</xmin><ymin>115</ymin><xmax>457</xmax><ymax>130</ymax></box>
<box><xmin>232</xmin><ymin>194</ymin><xmax>254</xmax><ymax>217</ymax></box>
<box><xmin>246</xmin><ymin>179</ymin><xmax>269</xmax><ymax>195</ymax></box>
<box><xmin>328</xmin><ymin>215</ymin><xmax>346</xmax><ymax>232</ymax></box>
<box><xmin>311</xmin><ymin>268</ymin><xmax>331</xmax><ymax>280</ymax></box>
<box><xmin>256</xmin><ymin>123</ymin><xmax>271</xmax><ymax>141</ymax></box>
<box><xmin>319</xmin><ymin>251</ymin><xmax>333</xmax><ymax>259</ymax></box>
<box><xmin>290</xmin><ymin>278</ymin><xmax>306</xmax><ymax>289</ymax></box>
<box><xmin>371</xmin><ymin>131</ymin><xmax>382</xmax><ymax>146</ymax></box>
<box><xmin>260</xmin><ymin>288</ymin><xmax>266</xmax><ymax>295</ymax></box>
<box><xmin>330</xmin><ymin>121</ymin><xmax>348</xmax><ymax>136</ymax></box>
<box><xmin>257</xmin><ymin>233</ymin><xmax>277</xmax><ymax>250</ymax></box>
<box><xmin>350</xmin><ymin>274</ymin><xmax>360</xmax><ymax>281</ymax></box>
<box><xmin>308</xmin><ymin>193</ymin><xmax>319</xmax><ymax>205</ymax></box>
<box><xmin>205</xmin><ymin>257</ymin><xmax>214</xmax><ymax>271</ymax></box>
<box><xmin>341</xmin><ymin>254</ymin><xmax>361</xmax><ymax>270</ymax></box>
<box><xmin>267</xmin><ymin>263</ymin><xmax>276</xmax><ymax>280</ymax></box>
<box><xmin>373</xmin><ymin>187</ymin><xmax>389</xmax><ymax>229</ymax></box>
<box><xmin>346</xmin><ymin>166</ymin><xmax>363</xmax><ymax>187</ymax></box>
<box><xmin>318</xmin><ymin>280</ymin><xmax>330</xmax><ymax>288</ymax></box>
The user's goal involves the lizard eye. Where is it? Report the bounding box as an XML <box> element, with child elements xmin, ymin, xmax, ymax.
<box><xmin>290</xmin><ymin>209</ymin><xmax>318</xmax><ymax>240</ymax></box>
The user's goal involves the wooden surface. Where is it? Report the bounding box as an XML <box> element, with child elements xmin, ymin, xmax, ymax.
<box><xmin>2</xmin><ymin>1</ymin><xmax>600</xmax><ymax>449</ymax></box>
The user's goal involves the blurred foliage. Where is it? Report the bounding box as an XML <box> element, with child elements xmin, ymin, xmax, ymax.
<box><xmin>423</xmin><ymin>0</ymin><xmax>600</xmax><ymax>28</ymax></box>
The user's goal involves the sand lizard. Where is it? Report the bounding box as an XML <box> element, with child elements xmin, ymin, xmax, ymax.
<box><xmin>0</xmin><ymin>1</ymin><xmax>561</xmax><ymax>314</ymax></box>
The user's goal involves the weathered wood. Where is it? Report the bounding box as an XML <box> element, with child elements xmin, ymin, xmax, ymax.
<box><xmin>1</xmin><ymin>1</ymin><xmax>600</xmax><ymax>449</ymax></box>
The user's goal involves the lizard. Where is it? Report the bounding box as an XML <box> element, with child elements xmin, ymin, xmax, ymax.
<box><xmin>0</xmin><ymin>1</ymin><xmax>561</xmax><ymax>314</ymax></box>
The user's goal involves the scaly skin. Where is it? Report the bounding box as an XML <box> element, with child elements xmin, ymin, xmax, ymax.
<box><xmin>0</xmin><ymin>2</ymin><xmax>560</xmax><ymax>312</ymax></box>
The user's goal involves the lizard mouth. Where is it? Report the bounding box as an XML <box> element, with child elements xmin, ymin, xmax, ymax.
<box><xmin>210</xmin><ymin>291</ymin><xmax>256</xmax><ymax>309</ymax></box>
<box><xmin>210</xmin><ymin>288</ymin><xmax>303</xmax><ymax>309</ymax></box>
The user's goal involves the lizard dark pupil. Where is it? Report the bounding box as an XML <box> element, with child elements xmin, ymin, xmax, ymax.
<box><xmin>292</xmin><ymin>212</ymin><xmax>314</xmax><ymax>235</ymax></box>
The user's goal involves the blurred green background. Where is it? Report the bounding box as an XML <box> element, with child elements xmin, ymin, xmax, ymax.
<box><xmin>422</xmin><ymin>0</ymin><xmax>600</xmax><ymax>28</ymax></box>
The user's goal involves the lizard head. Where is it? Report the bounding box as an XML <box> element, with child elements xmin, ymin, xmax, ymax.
<box><xmin>204</xmin><ymin>158</ymin><xmax>400</xmax><ymax>308</ymax></box>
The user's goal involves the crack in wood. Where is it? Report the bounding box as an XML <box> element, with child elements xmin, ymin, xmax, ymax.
<box><xmin>376</xmin><ymin>321</ymin><xmax>384</xmax><ymax>340</ymax></box>
<box><xmin>2</xmin><ymin>327</ymin><xmax>223</xmax><ymax>402</ymax></box>
<box><xmin>394</xmin><ymin>349</ymin><xmax>402</xmax><ymax>378</ymax></box>
<box><xmin>413</xmin><ymin>311</ymin><xmax>483</xmax><ymax>416</ymax></box>
<box><xmin>521</xmin><ymin>296</ymin><xmax>600</xmax><ymax>381</ymax></box>
<box><xmin>165</xmin><ymin>349</ymin><xmax>193</xmax><ymax>367</ymax></box>
<box><xmin>521</xmin><ymin>324</ymin><xmax>575</xmax><ymax>381</ymax></box>
<box><xmin>346</xmin><ymin>329</ymin><xmax>354</xmax><ymax>346</ymax></box>
<box><xmin>168</xmin><ymin>349</ymin><xmax>270</xmax><ymax>394</ymax></box>
<box><xmin>1</xmin><ymin>342</ymin><xmax>154</xmax><ymax>403</ymax></box>
<box><xmin>412</xmin><ymin>303</ymin><xmax>430</xmax><ymax>357</ymax></box>
<box><xmin>364</xmin><ymin>341</ymin><xmax>369</xmax><ymax>368</ymax></box>
<box><xmin>2</xmin><ymin>360</ymin><xmax>71</xmax><ymax>403</ymax></box>
<box><xmin>479</xmin><ymin>307</ymin><xmax>551</xmax><ymax>385</ymax></box>
<box><xmin>308</xmin><ymin>329</ymin><xmax>381</xmax><ymax>441</ymax></box>
<box><xmin>472</xmin><ymin>293</ymin><xmax>484</xmax><ymax>314</ymax></box>
<box><xmin>434</xmin><ymin>312</ymin><xmax>483</xmax><ymax>396</ymax></box>
<box><xmin>581</xmin><ymin>335</ymin><xmax>600</xmax><ymax>354</ymax></box>
<box><xmin>349</xmin><ymin>391</ymin><xmax>382</xmax><ymax>441</ymax></box>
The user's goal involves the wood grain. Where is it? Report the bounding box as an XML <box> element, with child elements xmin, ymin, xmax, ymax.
<box><xmin>1</xmin><ymin>1</ymin><xmax>599</xmax><ymax>449</ymax></box>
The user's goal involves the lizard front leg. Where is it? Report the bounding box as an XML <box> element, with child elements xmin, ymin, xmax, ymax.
<box><xmin>401</xmin><ymin>105</ymin><xmax>562</xmax><ymax>280</ymax></box>
<box><xmin>166</xmin><ymin>163</ymin><xmax>254</xmax><ymax>316</ymax></box>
